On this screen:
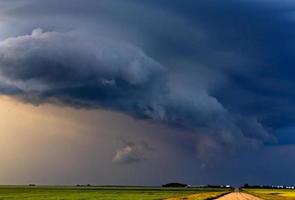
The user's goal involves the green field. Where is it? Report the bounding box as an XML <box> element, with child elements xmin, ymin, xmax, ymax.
<box><xmin>243</xmin><ymin>188</ymin><xmax>295</xmax><ymax>200</ymax></box>
<box><xmin>0</xmin><ymin>186</ymin><xmax>231</xmax><ymax>200</ymax></box>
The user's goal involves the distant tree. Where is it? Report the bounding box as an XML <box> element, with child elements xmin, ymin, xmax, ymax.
<box><xmin>162</xmin><ymin>183</ymin><xmax>188</xmax><ymax>187</ymax></box>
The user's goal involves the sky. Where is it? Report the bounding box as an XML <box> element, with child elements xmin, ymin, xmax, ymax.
<box><xmin>0</xmin><ymin>0</ymin><xmax>295</xmax><ymax>186</ymax></box>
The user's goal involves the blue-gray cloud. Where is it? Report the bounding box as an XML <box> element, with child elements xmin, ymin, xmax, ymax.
<box><xmin>0</xmin><ymin>0</ymin><xmax>295</xmax><ymax>179</ymax></box>
<box><xmin>0</xmin><ymin>27</ymin><xmax>276</xmax><ymax>151</ymax></box>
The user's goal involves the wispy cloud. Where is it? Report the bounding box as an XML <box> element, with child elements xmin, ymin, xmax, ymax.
<box><xmin>112</xmin><ymin>140</ymin><xmax>153</xmax><ymax>164</ymax></box>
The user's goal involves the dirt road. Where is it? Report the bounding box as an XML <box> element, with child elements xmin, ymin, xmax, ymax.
<box><xmin>216</xmin><ymin>192</ymin><xmax>262</xmax><ymax>200</ymax></box>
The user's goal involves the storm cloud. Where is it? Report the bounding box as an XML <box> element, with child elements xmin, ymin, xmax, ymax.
<box><xmin>1</xmin><ymin>0</ymin><xmax>295</xmax><ymax>184</ymax></box>
<box><xmin>0</xmin><ymin>27</ymin><xmax>276</xmax><ymax>151</ymax></box>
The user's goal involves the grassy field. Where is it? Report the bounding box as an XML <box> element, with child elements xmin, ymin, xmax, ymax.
<box><xmin>165</xmin><ymin>190</ymin><xmax>230</xmax><ymax>200</ymax></box>
<box><xmin>243</xmin><ymin>188</ymin><xmax>295</xmax><ymax>200</ymax></box>
<box><xmin>0</xmin><ymin>186</ymin><xmax>231</xmax><ymax>200</ymax></box>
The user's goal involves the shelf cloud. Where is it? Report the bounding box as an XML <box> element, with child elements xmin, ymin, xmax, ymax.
<box><xmin>0</xmin><ymin>28</ymin><xmax>276</xmax><ymax>152</ymax></box>
<box><xmin>1</xmin><ymin>0</ymin><xmax>295</xmax><ymax>185</ymax></box>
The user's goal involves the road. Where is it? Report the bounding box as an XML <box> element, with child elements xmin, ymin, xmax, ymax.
<box><xmin>216</xmin><ymin>192</ymin><xmax>262</xmax><ymax>200</ymax></box>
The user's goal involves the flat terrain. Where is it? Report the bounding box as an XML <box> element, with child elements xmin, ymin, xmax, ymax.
<box><xmin>216</xmin><ymin>192</ymin><xmax>261</xmax><ymax>200</ymax></box>
<box><xmin>243</xmin><ymin>188</ymin><xmax>295</xmax><ymax>200</ymax></box>
<box><xmin>165</xmin><ymin>190</ymin><xmax>230</xmax><ymax>200</ymax></box>
<box><xmin>0</xmin><ymin>186</ymin><xmax>230</xmax><ymax>200</ymax></box>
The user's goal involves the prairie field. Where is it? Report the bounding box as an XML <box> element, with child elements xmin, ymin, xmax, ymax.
<box><xmin>243</xmin><ymin>188</ymin><xmax>295</xmax><ymax>200</ymax></box>
<box><xmin>0</xmin><ymin>186</ymin><xmax>230</xmax><ymax>200</ymax></box>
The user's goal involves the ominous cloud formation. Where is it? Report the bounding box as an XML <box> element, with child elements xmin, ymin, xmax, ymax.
<box><xmin>0</xmin><ymin>28</ymin><xmax>275</xmax><ymax>151</ymax></box>
<box><xmin>1</xmin><ymin>0</ymin><xmax>295</xmax><ymax>184</ymax></box>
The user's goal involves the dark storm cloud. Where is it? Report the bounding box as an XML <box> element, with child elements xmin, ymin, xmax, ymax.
<box><xmin>0</xmin><ymin>28</ymin><xmax>167</xmax><ymax>107</ymax></box>
<box><xmin>0</xmin><ymin>28</ymin><xmax>276</xmax><ymax>150</ymax></box>
<box><xmin>0</xmin><ymin>0</ymin><xmax>295</xmax><ymax>154</ymax></box>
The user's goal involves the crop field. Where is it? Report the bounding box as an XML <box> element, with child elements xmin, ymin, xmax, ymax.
<box><xmin>243</xmin><ymin>188</ymin><xmax>295</xmax><ymax>200</ymax></box>
<box><xmin>0</xmin><ymin>186</ymin><xmax>231</xmax><ymax>200</ymax></box>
